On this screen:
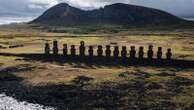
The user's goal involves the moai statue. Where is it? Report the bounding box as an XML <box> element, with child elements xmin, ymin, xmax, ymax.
<box><xmin>147</xmin><ymin>45</ymin><xmax>154</xmax><ymax>60</ymax></box>
<box><xmin>105</xmin><ymin>45</ymin><xmax>111</xmax><ymax>57</ymax></box>
<box><xmin>157</xmin><ymin>47</ymin><xmax>162</xmax><ymax>60</ymax></box>
<box><xmin>138</xmin><ymin>46</ymin><xmax>144</xmax><ymax>59</ymax></box>
<box><xmin>130</xmin><ymin>46</ymin><xmax>136</xmax><ymax>59</ymax></box>
<box><xmin>70</xmin><ymin>45</ymin><xmax>76</xmax><ymax>56</ymax></box>
<box><xmin>113</xmin><ymin>46</ymin><xmax>119</xmax><ymax>58</ymax></box>
<box><xmin>63</xmin><ymin>44</ymin><xmax>68</xmax><ymax>56</ymax></box>
<box><xmin>166</xmin><ymin>48</ymin><xmax>172</xmax><ymax>60</ymax></box>
<box><xmin>45</xmin><ymin>43</ymin><xmax>50</xmax><ymax>55</ymax></box>
<box><xmin>79</xmin><ymin>41</ymin><xmax>85</xmax><ymax>57</ymax></box>
<box><xmin>53</xmin><ymin>40</ymin><xmax>58</xmax><ymax>55</ymax></box>
<box><xmin>88</xmin><ymin>46</ymin><xmax>94</xmax><ymax>57</ymax></box>
<box><xmin>97</xmin><ymin>45</ymin><xmax>103</xmax><ymax>57</ymax></box>
<box><xmin>121</xmin><ymin>46</ymin><xmax>127</xmax><ymax>58</ymax></box>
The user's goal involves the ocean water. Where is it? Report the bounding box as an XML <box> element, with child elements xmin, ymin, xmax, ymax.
<box><xmin>0</xmin><ymin>93</ymin><xmax>55</xmax><ymax>110</ymax></box>
<box><xmin>185</xmin><ymin>18</ymin><xmax>194</xmax><ymax>21</ymax></box>
<box><xmin>0</xmin><ymin>17</ymin><xmax>34</xmax><ymax>25</ymax></box>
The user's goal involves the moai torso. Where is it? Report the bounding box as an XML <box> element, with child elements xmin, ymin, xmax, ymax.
<box><xmin>71</xmin><ymin>45</ymin><xmax>76</xmax><ymax>56</ymax></box>
<box><xmin>45</xmin><ymin>43</ymin><xmax>50</xmax><ymax>55</ymax></box>
<box><xmin>157</xmin><ymin>47</ymin><xmax>162</xmax><ymax>60</ymax></box>
<box><xmin>113</xmin><ymin>46</ymin><xmax>119</xmax><ymax>58</ymax></box>
<box><xmin>121</xmin><ymin>46</ymin><xmax>127</xmax><ymax>58</ymax></box>
<box><xmin>138</xmin><ymin>46</ymin><xmax>144</xmax><ymax>59</ymax></box>
<box><xmin>79</xmin><ymin>41</ymin><xmax>85</xmax><ymax>56</ymax></box>
<box><xmin>147</xmin><ymin>45</ymin><xmax>154</xmax><ymax>60</ymax></box>
<box><xmin>97</xmin><ymin>45</ymin><xmax>103</xmax><ymax>57</ymax></box>
<box><xmin>53</xmin><ymin>40</ymin><xmax>58</xmax><ymax>55</ymax></box>
<box><xmin>105</xmin><ymin>45</ymin><xmax>111</xmax><ymax>57</ymax></box>
<box><xmin>130</xmin><ymin>46</ymin><xmax>136</xmax><ymax>59</ymax></box>
<box><xmin>88</xmin><ymin>46</ymin><xmax>94</xmax><ymax>57</ymax></box>
<box><xmin>166</xmin><ymin>48</ymin><xmax>172</xmax><ymax>60</ymax></box>
<box><xmin>63</xmin><ymin>44</ymin><xmax>68</xmax><ymax>56</ymax></box>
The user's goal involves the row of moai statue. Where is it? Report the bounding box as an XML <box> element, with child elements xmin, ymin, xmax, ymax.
<box><xmin>45</xmin><ymin>41</ymin><xmax>172</xmax><ymax>60</ymax></box>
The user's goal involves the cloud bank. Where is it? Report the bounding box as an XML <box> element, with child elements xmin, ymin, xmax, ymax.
<box><xmin>0</xmin><ymin>0</ymin><xmax>194</xmax><ymax>18</ymax></box>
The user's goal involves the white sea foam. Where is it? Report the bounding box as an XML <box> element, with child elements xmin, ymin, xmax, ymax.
<box><xmin>183</xmin><ymin>17</ymin><xmax>194</xmax><ymax>21</ymax></box>
<box><xmin>0</xmin><ymin>17</ymin><xmax>34</xmax><ymax>25</ymax></box>
<box><xmin>0</xmin><ymin>93</ymin><xmax>55</xmax><ymax>110</ymax></box>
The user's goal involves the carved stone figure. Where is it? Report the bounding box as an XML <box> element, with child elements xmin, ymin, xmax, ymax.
<box><xmin>138</xmin><ymin>46</ymin><xmax>144</xmax><ymax>59</ymax></box>
<box><xmin>157</xmin><ymin>47</ymin><xmax>162</xmax><ymax>60</ymax></box>
<box><xmin>53</xmin><ymin>40</ymin><xmax>58</xmax><ymax>55</ymax></box>
<box><xmin>166</xmin><ymin>48</ymin><xmax>172</xmax><ymax>60</ymax></box>
<box><xmin>79</xmin><ymin>41</ymin><xmax>85</xmax><ymax>56</ymax></box>
<box><xmin>88</xmin><ymin>46</ymin><xmax>94</xmax><ymax>57</ymax></box>
<box><xmin>45</xmin><ymin>43</ymin><xmax>50</xmax><ymax>55</ymax></box>
<box><xmin>130</xmin><ymin>46</ymin><xmax>136</xmax><ymax>59</ymax></box>
<box><xmin>105</xmin><ymin>45</ymin><xmax>111</xmax><ymax>57</ymax></box>
<box><xmin>63</xmin><ymin>44</ymin><xmax>68</xmax><ymax>56</ymax></box>
<box><xmin>121</xmin><ymin>46</ymin><xmax>127</xmax><ymax>58</ymax></box>
<box><xmin>147</xmin><ymin>45</ymin><xmax>154</xmax><ymax>60</ymax></box>
<box><xmin>113</xmin><ymin>46</ymin><xmax>119</xmax><ymax>58</ymax></box>
<box><xmin>97</xmin><ymin>45</ymin><xmax>103</xmax><ymax>57</ymax></box>
<box><xmin>71</xmin><ymin>45</ymin><xmax>76</xmax><ymax>56</ymax></box>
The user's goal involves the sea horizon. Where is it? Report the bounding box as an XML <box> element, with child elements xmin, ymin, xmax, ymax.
<box><xmin>0</xmin><ymin>16</ymin><xmax>35</xmax><ymax>25</ymax></box>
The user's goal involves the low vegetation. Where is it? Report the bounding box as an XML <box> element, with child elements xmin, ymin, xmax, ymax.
<box><xmin>1</xmin><ymin>28</ymin><xmax>194</xmax><ymax>109</ymax></box>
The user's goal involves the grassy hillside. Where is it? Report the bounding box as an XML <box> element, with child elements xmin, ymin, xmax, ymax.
<box><xmin>0</xmin><ymin>24</ymin><xmax>194</xmax><ymax>109</ymax></box>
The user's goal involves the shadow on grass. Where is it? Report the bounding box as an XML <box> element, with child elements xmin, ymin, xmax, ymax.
<box><xmin>1</xmin><ymin>64</ymin><xmax>194</xmax><ymax>110</ymax></box>
<box><xmin>1</xmin><ymin>52</ymin><xmax>194</xmax><ymax>69</ymax></box>
<box><xmin>1</xmin><ymin>53</ymin><xmax>194</xmax><ymax>109</ymax></box>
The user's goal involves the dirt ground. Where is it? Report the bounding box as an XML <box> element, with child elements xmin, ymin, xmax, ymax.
<box><xmin>1</xmin><ymin>28</ymin><xmax>194</xmax><ymax>109</ymax></box>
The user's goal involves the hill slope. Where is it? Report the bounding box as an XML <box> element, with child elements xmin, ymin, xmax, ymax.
<box><xmin>31</xmin><ymin>3</ymin><xmax>187</xmax><ymax>27</ymax></box>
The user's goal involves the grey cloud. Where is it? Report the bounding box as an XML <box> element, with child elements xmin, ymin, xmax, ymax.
<box><xmin>57</xmin><ymin>0</ymin><xmax>194</xmax><ymax>18</ymax></box>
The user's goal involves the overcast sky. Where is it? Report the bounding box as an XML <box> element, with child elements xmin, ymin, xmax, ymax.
<box><xmin>0</xmin><ymin>0</ymin><xmax>194</xmax><ymax>19</ymax></box>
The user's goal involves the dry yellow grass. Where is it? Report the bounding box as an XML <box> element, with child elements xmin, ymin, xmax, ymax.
<box><xmin>1</xmin><ymin>30</ymin><xmax>194</xmax><ymax>109</ymax></box>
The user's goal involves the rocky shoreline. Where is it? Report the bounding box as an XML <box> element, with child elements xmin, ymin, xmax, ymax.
<box><xmin>0</xmin><ymin>93</ymin><xmax>55</xmax><ymax>110</ymax></box>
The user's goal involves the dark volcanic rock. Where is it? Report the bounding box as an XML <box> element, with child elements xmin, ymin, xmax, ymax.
<box><xmin>31</xmin><ymin>3</ymin><xmax>187</xmax><ymax>27</ymax></box>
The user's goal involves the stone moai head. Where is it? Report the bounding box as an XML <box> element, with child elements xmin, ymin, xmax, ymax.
<box><xmin>45</xmin><ymin>43</ymin><xmax>49</xmax><ymax>48</ymax></box>
<box><xmin>139</xmin><ymin>46</ymin><xmax>144</xmax><ymax>52</ymax></box>
<box><xmin>106</xmin><ymin>45</ymin><xmax>110</xmax><ymax>50</ymax></box>
<box><xmin>89</xmin><ymin>46</ymin><xmax>93</xmax><ymax>50</ymax></box>
<box><xmin>131</xmin><ymin>46</ymin><xmax>135</xmax><ymax>51</ymax></box>
<box><xmin>158</xmin><ymin>47</ymin><xmax>162</xmax><ymax>51</ymax></box>
<box><xmin>53</xmin><ymin>40</ymin><xmax>58</xmax><ymax>47</ymax></box>
<box><xmin>80</xmin><ymin>41</ymin><xmax>85</xmax><ymax>46</ymax></box>
<box><xmin>167</xmin><ymin>48</ymin><xmax>171</xmax><ymax>52</ymax></box>
<box><xmin>122</xmin><ymin>46</ymin><xmax>127</xmax><ymax>50</ymax></box>
<box><xmin>71</xmin><ymin>45</ymin><xmax>75</xmax><ymax>49</ymax></box>
<box><xmin>149</xmin><ymin>45</ymin><xmax>153</xmax><ymax>50</ymax></box>
<box><xmin>114</xmin><ymin>46</ymin><xmax>119</xmax><ymax>51</ymax></box>
<box><xmin>63</xmin><ymin>44</ymin><xmax>67</xmax><ymax>49</ymax></box>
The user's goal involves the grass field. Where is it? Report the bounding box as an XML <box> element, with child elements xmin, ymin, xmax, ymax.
<box><xmin>1</xmin><ymin>26</ymin><xmax>194</xmax><ymax>109</ymax></box>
